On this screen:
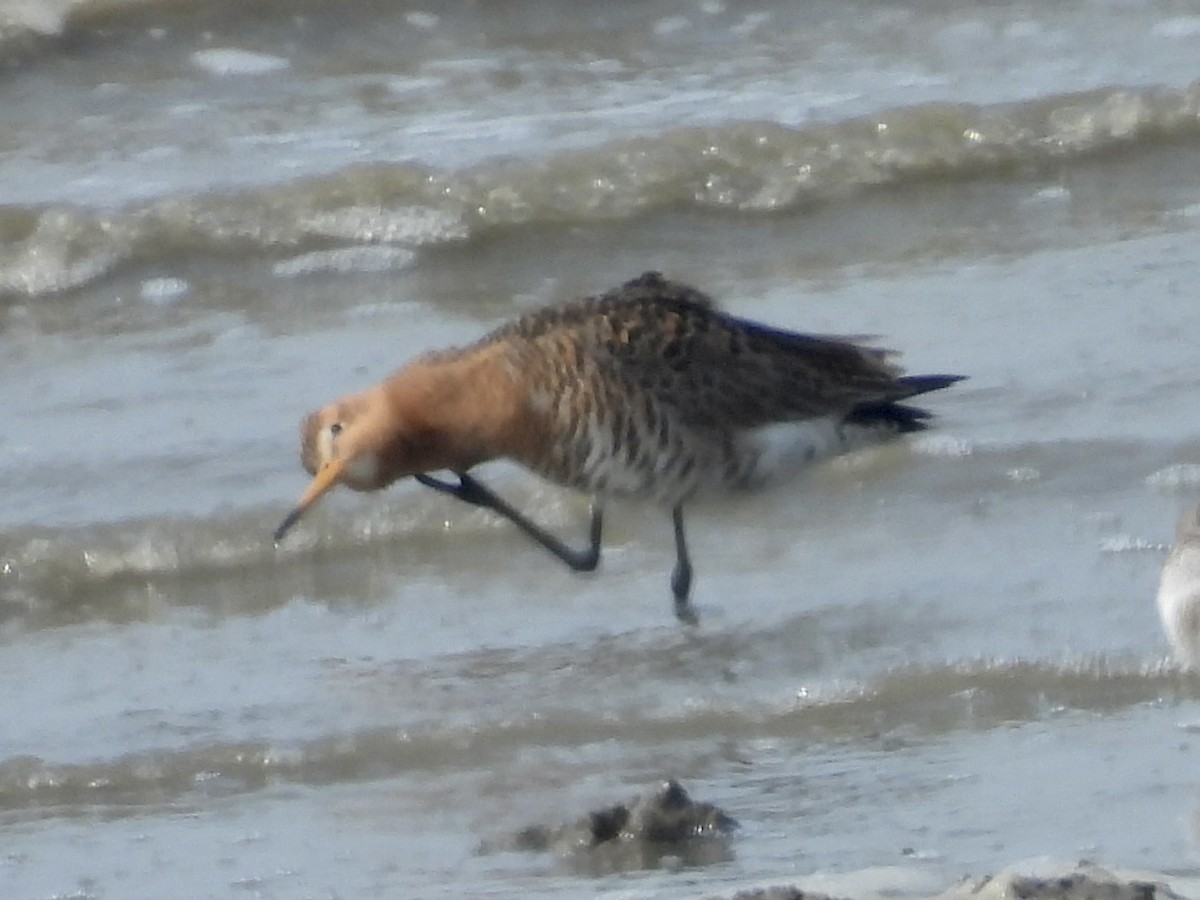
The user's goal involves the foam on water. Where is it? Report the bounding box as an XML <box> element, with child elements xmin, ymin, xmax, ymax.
<box><xmin>4</xmin><ymin>83</ymin><xmax>1200</xmax><ymax>300</ymax></box>
<box><xmin>272</xmin><ymin>246</ymin><xmax>416</xmax><ymax>277</ymax></box>
<box><xmin>190</xmin><ymin>48</ymin><xmax>290</xmax><ymax>76</ymax></box>
<box><xmin>1148</xmin><ymin>464</ymin><xmax>1200</xmax><ymax>493</ymax></box>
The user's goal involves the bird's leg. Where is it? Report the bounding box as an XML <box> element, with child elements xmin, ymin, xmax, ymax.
<box><xmin>415</xmin><ymin>472</ymin><xmax>603</xmax><ymax>572</ymax></box>
<box><xmin>669</xmin><ymin>505</ymin><xmax>698</xmax><ymax>625</ymax></box>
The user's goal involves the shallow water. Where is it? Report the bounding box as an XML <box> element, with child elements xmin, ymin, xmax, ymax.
<box><xmin>3</xmin><ymin>1</ymin><xmax>1200</xmax><ymax>897</ymax></box>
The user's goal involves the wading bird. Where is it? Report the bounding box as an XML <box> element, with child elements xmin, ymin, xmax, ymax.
<box><xmin>1158</xmin><ymin>504</ymin><xmax>1200</xmax><ymax>668</ymax></box>
<box><xmin>274</xmin><ymin>272</ymin><xmax>963</xmax><ymax>623</ymax></box>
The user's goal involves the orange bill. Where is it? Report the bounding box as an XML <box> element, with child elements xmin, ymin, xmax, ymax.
<box><xmin>273</xmin><ymin>458</ymin><xmax>346</xmax><ymax>544</ymax></box>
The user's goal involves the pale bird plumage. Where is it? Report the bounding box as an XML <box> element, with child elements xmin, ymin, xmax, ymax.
<box><xmin>275</xmin><ymin>271</ymin><xmax>965</xmax><ymax>622</ymax></box>
<box><xmin>1158</xmin><ymin>504</ymin><xmax>1200</xmax><ymax>669</ymax></box>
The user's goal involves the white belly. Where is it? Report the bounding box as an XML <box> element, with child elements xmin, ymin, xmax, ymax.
<box><xmin>733</xmin><ymin>416</ymin><xmax>909</xmax><ymax>487</ymax></box>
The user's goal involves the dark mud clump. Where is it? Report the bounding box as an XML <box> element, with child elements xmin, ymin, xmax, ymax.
<box><xmin>715</xmin><ymin>865</ymin><xmax>1188</xmax><ymax>900</ymax></box>
<box><xmin>928</xmin><ymin>867</ymin><xmax>1187</xmax><ymax>900</ymax></box>
<box><xmin>480</xmin><ymin>779</ymin><xmax>738</xmax><ymax>874</ymax></box>
<box><xmin>721</xmin><ymin>890</ymin><xmax>848</xmax><ymax>900</ymax></box>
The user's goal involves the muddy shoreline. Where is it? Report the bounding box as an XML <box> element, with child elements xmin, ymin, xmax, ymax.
<box><xmin>484</xmin><ymin>781</ymin><xmax>1193</xmax><ymax>899</ymax></box>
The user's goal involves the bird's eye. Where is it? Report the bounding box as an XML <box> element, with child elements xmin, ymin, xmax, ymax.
<box><xmin>330</xmin><ymin>422</ymin><xmax>343</xmax><ymax>437</ymax></box>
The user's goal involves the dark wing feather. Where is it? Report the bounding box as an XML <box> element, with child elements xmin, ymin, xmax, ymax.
<box><xmin>577</xmin><ymin>274</ymin><xmax>917</xmax><ymax>430</ymax></box>
<box><xmin>487</xmin><ymin>272</ymin><xmax>959</xmax><ymax>434</ymax></box>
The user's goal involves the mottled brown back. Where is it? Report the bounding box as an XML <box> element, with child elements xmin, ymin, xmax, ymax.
<box><xmin>482</xmin><ymin>271</ymin><xmax>911</xmax><ymax>432</ymax></box>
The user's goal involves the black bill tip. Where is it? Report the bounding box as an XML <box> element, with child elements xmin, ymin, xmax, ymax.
<box><xmin>273</xmin><ymin>508</ymin><xmax>303</xmax><ymax>545</ymax></box>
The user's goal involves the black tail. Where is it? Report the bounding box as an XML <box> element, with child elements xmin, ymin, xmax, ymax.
<box><xmin>898</xmin><ymin>374</ymin><xmax>967</xmax><ymax>397</ymax></box>
<box><xmin>846</xmin><ymin>374</ymin><xmax>966</xmax><ymax>433</ymax></box>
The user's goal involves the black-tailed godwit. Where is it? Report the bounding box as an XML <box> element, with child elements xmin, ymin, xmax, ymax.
<box><xmin>274</xmin><ymin>272</ymin><xmax>964</xmax><ymax>623</ymax></box>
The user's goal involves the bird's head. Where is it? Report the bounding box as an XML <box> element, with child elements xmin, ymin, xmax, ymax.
<box><xmin>272</xmin><ymin>352</ymin><xmax>521</xmax><ymax>545</ymax></box>
<box><xmin>273</xmin><ymin>388</ymin><xmax>395</xmax><ymax>543</ymax></box>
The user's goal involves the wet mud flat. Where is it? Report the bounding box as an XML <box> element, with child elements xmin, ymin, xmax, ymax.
<box><xmin>484</xmin><ymin>781</ymin><xmax>1194</xmax><ymax>900</ymax></box>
